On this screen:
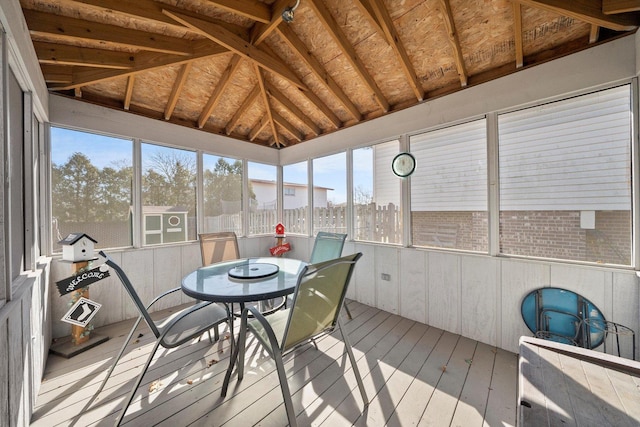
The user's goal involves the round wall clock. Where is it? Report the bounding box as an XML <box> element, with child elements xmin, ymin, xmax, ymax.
<box><xmin>392</xmin><ymin>152</ymin><xmax>416</xmax><ymax>177</ymax></box>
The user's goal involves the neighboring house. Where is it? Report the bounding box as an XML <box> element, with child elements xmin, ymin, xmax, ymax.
<box><xmin>250</xmin><ymin>179</ymin><xmax>333</xmax><ymax>210</ymax></box>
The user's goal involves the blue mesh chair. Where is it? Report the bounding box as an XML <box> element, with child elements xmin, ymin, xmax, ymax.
<box><xmin>309</xmin><ymin>232</ymin><xmax>351</xmax><ymax>318</ymax></box>
<box><xmin>521</xmin><ymin>287</ymin><xmax>606</xmax><ymax>349</ymax></box>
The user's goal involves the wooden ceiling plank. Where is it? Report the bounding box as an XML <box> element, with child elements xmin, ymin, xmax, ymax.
<box><xmin>276</xmin><ymin>24</ymin><xmax>360</xmax><ymax>121</ymax></box>
<box><xmin>205</xmin><ymin>0</ymin><xmax>271</xmax><ymax>24</ymax></box>
<box><xmin>603</xmin><ymin>0</ymin><xmax>640</xmax><ymax>14</ymax></box>
<box><xmin>308</xmin><ymin>0</ymin><xmax>390</xmax><ymax>112</ymax></box>
<box><xmin>33</xmin><ymin>41</ymin><xmax>134</xmax><ymax>69</ymax></box>
<box><xmin>513</xmin><ymin>0</ymin><xmax>640</xmax><ymax>31</ymax></box>
<box><xmin>513</xmin><ymin>2</ymin><xmax>524</xmax><ymax>68</ymax></box>
<box><xmin>165</xmin><ymin>62</ymin><xmax>193</xmax><ymax>120</ymax></box>
<box><xmin>272</xmin><ymin>110</ymin><xmax>303</xmax><ymax>142</ymax></box>
<box><xmin>163</xmin><ymin>9</ymin><xmax>307</xmax><ymax>91</ymax></box>
<box><xmin>198</xmin><ymin>55</ymin><xmax>243</xmax><ymax>128</ymax></box>
<box><xmin>299</xmin><ymin>87</ymin><xmax>342</xmax><ymax>129</ymax></box>
<box><xmin>368</xmin><ymin>0</ymin><xmax>424</xmax><ymax>100</ymax></box>
<box><xmin>41</xmin><ymin>64</ymin><xmax>73</xmax><ymax>84</ymax></box>
<box><xmin>22</xmin><ymin>9</ymin><xmax>192</xmax><ymax>56</ymax></box>
<box><xmin>225</xmin><ymin>85</ymin><xmax>260</xmax><ymax>135</ymax></box>
<box><xmin>48</xmin><ymin>41</ymin><xmax>227</xmax><ymax>90</ymax></box>
<box><xmin>123</xmin><ymin>75</ymin><xmax>135</xmax><ymax>110</ymax></box>
<box><xmin>438</xmin><ymin>0</ymin><xmax>468</xmax><ymax>87</ymax></box>
<box><xmin>352</xmin><ymin>0</ymin><xmax>385</xmax><ymax>36</ymax></box>
<box><xmin>265</xmin><ymin>81</ymin><xmax>320</xmax><ymax>136</ymax></box>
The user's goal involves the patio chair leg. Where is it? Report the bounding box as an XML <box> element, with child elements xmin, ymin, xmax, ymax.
<box><xmin>114</xmin><ymin>341</ymin><xmax>162</xmax><ymax>426</ymax></box>
<box><xmin>344</xmin><ymin>302</ymin><xmax>353</xmax><ymax>320</ymax></box>
<box><xmin>94</xmin><ymin>316</ymin><xmax>144</xmax><ymax>399</ymax></box>
<box><xmin>274</xmin><ymin>350</ymin><xmax>297</xmax><ymax>427</ymax></box>
<box><xmin>338</xmin><ymin>320</ymin><xmax>368</xmax><ymax>406</ymax></box>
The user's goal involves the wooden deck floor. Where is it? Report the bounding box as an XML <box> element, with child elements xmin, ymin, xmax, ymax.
<box><xmin>31</xmin><ymin>301</ymin><xmax>517</xmax><ymax>426</ymax></box>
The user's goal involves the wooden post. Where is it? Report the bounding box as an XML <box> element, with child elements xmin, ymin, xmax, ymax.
<box><xmin>70</xmin><ymin>260</ymin><xmax>90</xmax><ymax>345</ymax></box>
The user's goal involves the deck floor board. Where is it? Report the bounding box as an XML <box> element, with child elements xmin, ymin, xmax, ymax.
<box><xmin>32</xmin><ymin>301</ymin><xmax>517</xmax><ymax>426</ymax></box>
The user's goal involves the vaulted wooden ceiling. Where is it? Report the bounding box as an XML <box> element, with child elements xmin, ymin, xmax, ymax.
<box><xmin>19</xmin><ymin>0</ymin><xmax>640</xmax><ymax>148</ymax></box>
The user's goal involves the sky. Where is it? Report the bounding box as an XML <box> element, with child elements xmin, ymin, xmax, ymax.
<box><xmin>51</xmin><ymin>126</ymin><xmax>377</xmax><ymax>205</ymax></box>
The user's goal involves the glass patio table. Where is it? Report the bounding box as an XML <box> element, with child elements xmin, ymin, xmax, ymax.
<box><xmin>181</xmin><ymin>257</ymin><xmax>307</xmax><ymax>349</ymax></box>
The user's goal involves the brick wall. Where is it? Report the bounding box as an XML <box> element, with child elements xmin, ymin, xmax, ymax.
<box><xmin>412</xmin><ymin>210</ymin><xmax>631</xmax><ymax>265</ymax></box>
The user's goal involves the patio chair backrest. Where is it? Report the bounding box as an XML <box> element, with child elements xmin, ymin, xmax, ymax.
<box><xmin>100</xmin><ymin>251</ymin><xmax>162</xmax><ymax>338</ymax></box>
<box><xmin>309</xmin><ymin>231</ymin><xmax>347</xmax><ymax>264</ymax></box>
<box><xmin>199</xmin><ymin>232</ymin><xmax>240</xmax><ymax>266</ymax></box>
<box><xmin>282</xmin><ymin>252</ymin><xmax>362</xmax><ymax>352</ymax></box>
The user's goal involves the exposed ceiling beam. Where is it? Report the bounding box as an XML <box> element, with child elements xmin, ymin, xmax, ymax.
<box><xmin>123</xmin><ymin>75</ymin><xmax>135</xmax><ymax>110</ymax></box>
<box><xmin>272</xmin><ymin>110</ymin><xmax>303</xmax><ymax>142</ymax></box>
<box><xmin>351</xmin><ymin>0</ymin><xmax>385</xmax><ymax>36</ymax></box>
<box><xmin>165</xmin><ymin>62</ymin><xmax>192</xmax><ymax>120</ymax></box>
<box><xmin>603</xmin><ymin>0</ymin><xmax>640</xmax><ymax>14</ymax></box>
<box><xmin>368</xmin><ymin>0</ymin><xmax>424</xmax><ymax>100</ymax></box>
<box><xmin>250</xmin><ymin>0</ymin><xmax>292</xmax><ymax>45</ymax></box>
<box><xmin>48</xmin><ymin>41</ymin><xmax>227</xmax><ymax>90</ymax></box>
<box><xmin>513</xmin><ymin>0</ymin><xmax>640</xmax><ymax>31</ymax></box>
<box><xmin>265</xmin><ymin>81</ymin><xmax>321</xmax><ymax>136</ymax></box>
<box><xmin>249</xmin><ymin>114</ymin><xmax>270</xmax><ymax>141</ymax></box>
<box><xmin>513</xmin><ymin>2</ymin><xmax>524</xmax><ymax>68</ymax></box>
<box><xmin>22</xmin><ymin>9</ymin><xmax>192</xmax><ymax>56</ymax></box>
<box><xmin>33</xmin><ymin>41</ymin><xmax>134</xmax><ymax>69</ymax></box>
<box><xmin>438</xmin><ymin>0</ymin><xmax>468</xmax><ymax>87</ymax></box>
<box><xmin>41</xmin><ymin>64</ymin><xmax>73</xmax><ymax>84</ymax></box>
<box><xmin>205</xmin><ymin>0</ymin><xmax>271</xmax><ymax>24</ymax></box>
<box><xmin>163</xmin><ymin>9</ymin><xmax>307</xmax><ymax>91</ymax></box>
<box><xmin>198</xmin><ymin>55</ymin><xmax>243</xmax><ymax>128</ymax></box>
<box><xmin>254</xmin><ymin>64</ymin><xmax>281</xmax><ymax>147</ymax></box>
<box><xmin>276</xmin><ymin>24</ymin><xmax>360</xmax><ymax>122</ymax></box>
<box><xmin>589</xmin><ymin>24</ymin><xmax>600</xmax><ymax>42</ymax></box>
<box><xmin>308</xmin><ymin>0</ymin><xmax>390</xmax><ymax>112</ymax></box>
<box><xmin>225</xmin><ymin>85</ymin><xmax>261</xmax><ymax>135</ymax></box>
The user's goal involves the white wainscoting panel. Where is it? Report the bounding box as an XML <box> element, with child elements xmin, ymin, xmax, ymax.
<box><xmin>399</xmin><ymin>248</ymin><xmax>427</xmax><ymax>324</ymax></box>
<box><xmin>428</xmin><ymin>251</ymin><xmax>460</xmax><ymax>334</ymax></box>
<box><xmin>375</xmin><ymin>245</ymin><xmax>399</xmax><ymax>314</ymax></box>
<box><xmin>353</xmin><ymin>244</ymin><xmax>377</xmax><ymax>306</ymax></box>
<box><xmin>461</xmin><ymin>255</ymin><xmax>499</xmax><ymax>346</ymax></box>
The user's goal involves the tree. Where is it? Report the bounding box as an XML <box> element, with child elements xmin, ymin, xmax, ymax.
<box><xmin>142</xmin><ymin>150</ymin><xmax>196</xmax><ymax>213</ymax></box>
<box><xmin>203</xmin><ymin>158</ymin><xmax>256</xmax><ymax>216</ymax></box>
<box><xmin>52</xmin><ymin>152</ymin><xmax>102</xmax><ymax>222</ymax></box>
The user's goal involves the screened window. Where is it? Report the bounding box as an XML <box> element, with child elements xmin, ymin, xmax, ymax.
<box><xmin>202</xmin><ymin>154</ymin><xmax>242</xmax><ymax>235</ymax></box>
<box><xmin>283</xmin><ymin>161</ymin><xmax>307</xmax><ymax>234</ymax></box>
<box><xmin>141</xmin><ymin>143</ymin><xmax>196</xmax><ymax>245</ymax></box>
<box><xmin>353</xmin><ymin>140</ymin><xmax>401</xmax><ymax>243</ymax></box>
<box><xmin>410</xmin><ymin>119</ymin><xmax>488</xmax><ymax>251</ymax></box>
<box><xmin>313</xmin><ymin>152</ymin><xmax>346</xmax><ymax>234</ymax></box>
<box><xmin>498</xmin><ymin>85</ymin><xmax>632</xmax><ymax>265</ymax></box>
<box><xmin>51</xmin><ymin>127</ymin><xmax>133</xmax><ymax>251</ymax></box>
<box><xmin>248</xmin><ymin>162</ymin><xmax>277</xmax><ymax>235</ymax></box>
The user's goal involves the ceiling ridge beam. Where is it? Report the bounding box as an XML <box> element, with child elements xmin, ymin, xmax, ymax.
<box><xmin>163</xmin><ymin>9</ymin><xmax>307</xmax><ymax>91</ymax></box>
<box><xmin>250</xmin><ymin>0</ymin><xmax>293</xmax><ymax>45</ymax></box>
<box><xmin>198</xmin><ymin>54</ymin><xmax>243</xmax><ymax>128</ymax></box>
<box><xmin>308</xmin><ymin>0</ymin><xmax>390</xmax><ymax>112</ymax></box>
<box><xmin>438</xmin><ymin>0</ymin><xmax>468</xmax><ymax>87</ymax></box>
<box><xmin>368</xmin><ymin>0</ymin><xmax>424</xmax><ymax>100</ymax></box>
<box><xmin>513</xmin><ymin>0</ymin><xmax>640</xmax><ymax>31</ymax></box>
<box><xmin>22</xmin><ymin>8</ymin><xmax>193</xmax><ymax>56</ymax></box>
<box><xmin>254</xmin><ymin>64</ymin><xmax>281</xmax><ymax>147</ymax></box>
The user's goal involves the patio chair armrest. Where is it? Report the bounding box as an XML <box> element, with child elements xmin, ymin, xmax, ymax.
<box><xmin>242</xmin><ymin>305</ymin><xmax>281</xmax><ymax>352</ymax></box>
<box><xmin>145</xmin><ymin>287</ymin><xmax>182</xmax><ymax>310</ymax></box>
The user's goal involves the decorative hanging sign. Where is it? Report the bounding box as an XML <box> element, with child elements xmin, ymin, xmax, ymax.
<box><xmin>56</xmin><ymin>265</ymin><xmax>110</xmax><ymax>296</ymax></box>
<box><xmin>270</xmin><ymin>242</ymin><xmax>291</xmax><ymax>256</ymax></box>
<box><xmin>62</xmin><ymin>297</ymin><xmax>102</xmax><ymax>327</ymax></box>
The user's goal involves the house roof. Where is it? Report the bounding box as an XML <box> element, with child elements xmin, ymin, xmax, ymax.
<box><xmin>19</xmin><ymin>1</ymin><xmax>639</xmax><ymax>149</ymax></box>
<box><xmin>58</xmin><ymin>232</ymin><xmax>98</xmax><ymax>245</ymax></box>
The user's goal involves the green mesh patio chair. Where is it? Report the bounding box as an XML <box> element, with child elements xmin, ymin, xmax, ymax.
<box><xmin>94</xmin><ymin>251</ymin><xmax>229</xmax><ymax>426</ymax></box>
<box><xmin>221</xmin><ymin>253</ymin><xmax>367</xmax><ymax>427</ymax></box>
<box><xmin>309</xmin><ymin>231</ymin><xmax>352</xmax><ymax>319</ymax></box>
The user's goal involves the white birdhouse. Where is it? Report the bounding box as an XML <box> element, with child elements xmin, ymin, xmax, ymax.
<box><xmin>59</xmin><ymin>233</ymin><xmax>97</xmax><ymax>262</ymax></box>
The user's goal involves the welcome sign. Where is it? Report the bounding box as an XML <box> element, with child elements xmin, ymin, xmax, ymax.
<box><xmin>56</xmin><ymin>265</ymin><xmax>110</xmax><ymax>296</ymax></box>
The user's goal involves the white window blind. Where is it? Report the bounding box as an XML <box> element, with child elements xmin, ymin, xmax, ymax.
<box><xmin>410</xmin><ymin>119</ymin><xmax>487</xmax><ymax>211</ymax></box>
<box><xmin>498</xmin><ymin>85</ymin><xmax>631</xmax><ymax>211</ymax></box>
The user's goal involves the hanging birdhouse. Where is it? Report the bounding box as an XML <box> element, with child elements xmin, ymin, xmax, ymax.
<box><xmin>275</xmin><ymin>223</ymin><xmax>285</xmax><ymax>237</ymax></box>
<box><xmin>58</xmin><ymin>233</ymin><xmax>98</xmax><ymax>262</ymax></box>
